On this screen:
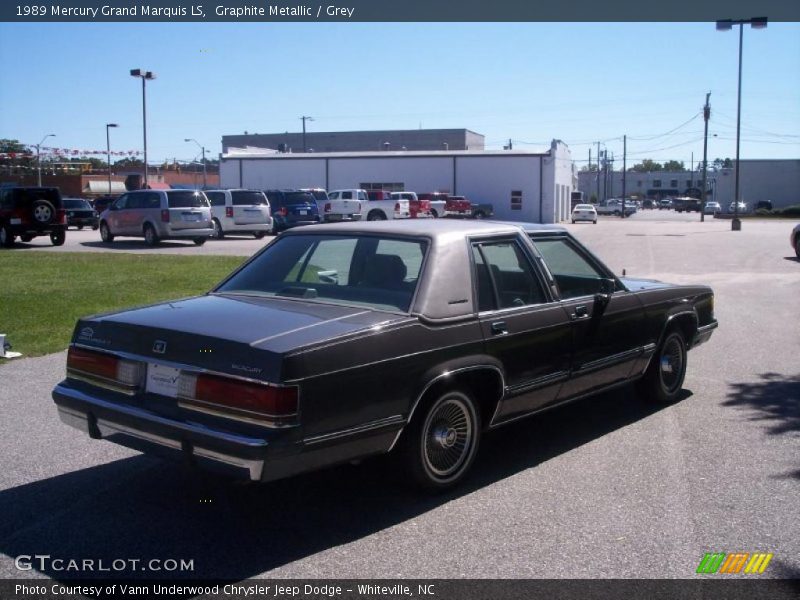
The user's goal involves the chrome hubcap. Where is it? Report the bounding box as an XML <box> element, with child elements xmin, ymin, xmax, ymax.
<box><xmin>34</xmin><ymin>205</ymin><xmax>52</xmax><ymax>222</ymax></box>
<box><xmin>660</xmin><ymin>336</ymin><xmax>684</xmax><ymax>392</ymax></box>
<box><xmin>423</xmin><ymin>397</ymin><xmax>473</xmax><ymax>479</ymax></box>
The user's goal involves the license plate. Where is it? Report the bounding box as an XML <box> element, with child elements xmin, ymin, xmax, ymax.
<box><xmin>182</xmin><ymin>213</ymin><xmax>200</xmax><ymax>222</ymax></box>
<box><xmin>298</xmin><ymin>210</ymin><xmax>308</xmax><ymax>216</ymax></box>
<box><xmin>146</xmin><ymin>364</ymin><xmax>181</xmax><ymax>398</ymax></box>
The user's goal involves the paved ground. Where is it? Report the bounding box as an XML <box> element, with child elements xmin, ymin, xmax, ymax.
<box><xmin>1</xmin><ymin>211</ymin><xmax>798</xmax><ymax>581</ymax></box>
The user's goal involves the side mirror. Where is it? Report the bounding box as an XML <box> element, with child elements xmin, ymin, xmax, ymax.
<box><xmin>594</xmin><ymin>278</ymin><xmax>615</xmax><ymax>311</ymax></box>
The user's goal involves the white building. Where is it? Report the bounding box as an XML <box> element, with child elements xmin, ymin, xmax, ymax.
<box><xmin>577</xmin><ymin>159</ymin><xmax>800</xmax><ymax>209</ymax></box>
<box><xmin>220</xmin><ymin>140</ymin><xmax>575</xmax><ymax>224</ymax></box>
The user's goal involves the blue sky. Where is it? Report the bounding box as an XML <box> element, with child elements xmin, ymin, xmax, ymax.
<box><xmin>1</xmin><ymin>22</ymin><xmax>798</xmax><ymax>168</ymax></box>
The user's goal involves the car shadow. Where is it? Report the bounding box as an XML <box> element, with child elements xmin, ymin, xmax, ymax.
<box><xmin>0</xmin><ymin>385</ymin><xmax>675</xmax><ymax>581</ymax></box>
<box><xmin>80</xmin><ymin>241</ymin><xmax>205</xmax><ymax>250</ymax></box>
<box><xmin>783</xmin><ymin>256</ymin><xmax>799</xmax><ymax>263</ymax></box>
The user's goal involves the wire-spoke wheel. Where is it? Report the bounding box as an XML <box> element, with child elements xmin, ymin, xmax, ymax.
<box><xmin>637</xmin><ymin>330</ymin><xmax>687</xmax><ymax>403</ymax></box>
<box><xmin>403</xmin><ymin>389</ymin><xmax>480</xmax><ymax>490</ymax></box>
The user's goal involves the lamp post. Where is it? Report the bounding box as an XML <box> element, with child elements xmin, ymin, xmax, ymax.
<box><xmin>130</xmin><ymin>69</ymin><xmax>156</xmax><ymax>188</ymax></box>
<box><xmin>184</xmin><ymin>138</ymin><xmax>206</xmax><ymax>188</ymax></box>
<box><xmin>716</xmin><ymin>17</ymin><xmax>767</xmax><ymax>231</ymax></box>
<box><xmin>36</xmin><ymin>133</ymin><xmax>55</xmax><ymax>186</ymax></box>
<box><xmin>300</xmin><ymin>116</ymin><xmax>314</xmax><ymax>152</ymax></box>
<box><xmin>106</xmin><ymin>123</ymin><xmax>118</xmax><ymax>195</ymax></box>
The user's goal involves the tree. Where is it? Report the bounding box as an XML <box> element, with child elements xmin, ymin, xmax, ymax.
<box><xmin>0</xmin><ymin>139</ymin><xmax>28</xmax><ymax>154</ymax></box>
<box><xmin>630</xmin><ymin>159</ymin><xmax>663</xmax><ymax>173</ymax></box>
<box><xmin>712</xmin><ymin>158</ymin><xmax>734</xmax><ymax>170</ymax></box>
<box><xmin>580</xmin><ymin>163</ymin><xmax>599</xmax><ymax>172</ymax></box>
<box><xmin>663</xmin><ymin>160</ymin><xmax>686</xmax><ymax>172</ymax></box>
<box><xmin>113</xmin><ymin>157</ymin><xmax>144</xmax><ymax>168</ymax></box>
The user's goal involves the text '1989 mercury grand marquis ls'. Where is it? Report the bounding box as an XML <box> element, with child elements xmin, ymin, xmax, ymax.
<box><xmin>53</xmin><ymin>220</ymin><xmax>717</xmax><ymax>490</ymax></box>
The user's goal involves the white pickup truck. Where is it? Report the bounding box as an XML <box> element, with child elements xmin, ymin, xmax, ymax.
<box><xmin>323</xmin><ymin>189</ymin><xmax>366</xmax><ymax>222</ymax></box>
<box><xmin>595</xmin><ymin>199</ymin><xmax>637</xmax><ymax>217</ymax></box>
<box><xmin>363</xmin><ymin>191</ymin><xmax>410</xmax><ymax>221</ymax></box>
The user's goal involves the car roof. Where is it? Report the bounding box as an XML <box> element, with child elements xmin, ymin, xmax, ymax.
<box><xmin>283</xmin><ymin>219</ymin><xmax>565</xmax><ymax>237</ymax></box>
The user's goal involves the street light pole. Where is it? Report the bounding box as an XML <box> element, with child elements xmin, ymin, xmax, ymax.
<box><xmin>106</xmin><ymin>123</ymin><xmax>118</xmax><ymax>195</ymax></box>
<box><xmin>716</xmin><ymin>17</ymin><xmax>767</xmax><ymax>231</ymax></box>
<box><xmin>130</xmin><ymin>69</ymin><xmax>156</xmax><ymax>188</ymax></box>
<box><xmin>36</xmin><ymin>133</ymin><xmax>55</xmax><ymax>186</ymax></box>
<box><xmin>701</xmin><ymin>92</ymin><xmax>711</xmax><ymax>223</ymax></box>
<box><xmin>184</xmin><ymin>138</ymin><xmax>207</xmax><ymax>188</ymax></box>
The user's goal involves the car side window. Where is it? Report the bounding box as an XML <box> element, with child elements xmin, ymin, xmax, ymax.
<box><xmin>342</xmin><ymin>191</ymin><xmax>352</xmax><ymax>200</ymax></box>
<box><xmin>531</xmin><ymin>238</ymin><xmax>606</xmax><ymax>299</ymax></box>
<box><xmin>329</xmin><ymin>192</ymin><xmax>339</xmax><ymax>200</ymax></box>
<box><xmin>114</xmin><ymin>195</ymin><xmax>128</xmax><ymax>209</ymax></box>
<box><xmin>472</xmin><ymin>241</ymin><xmax>546</xmax><ymax>310</ymax></box>
<box><xmin>206</xmin><ymin>192</ymin><xmax>225</xmax><ymax>207</ymax></box>
<box><xmin>358</xmin><ymin>191</ymin><xmax>367</xmax><ymax>201</ymax></box>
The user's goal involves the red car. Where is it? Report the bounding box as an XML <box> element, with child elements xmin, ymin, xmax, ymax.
<box><xmin>445</xmin><ymin>195</ymin><xmax>472</xmax><ymax>218</ymax></box>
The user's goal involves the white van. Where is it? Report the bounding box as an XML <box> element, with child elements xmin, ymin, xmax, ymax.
<box><xmin>204</xmin><ymin>189</ymin><xmax>272</xmax><ymax>239</ymax></box>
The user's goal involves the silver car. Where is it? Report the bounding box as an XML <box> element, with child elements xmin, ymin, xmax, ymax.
<box><xmin>99</xmin><ymin>190</ymin><xmax>214</xmax><ymax>247</ymax></box>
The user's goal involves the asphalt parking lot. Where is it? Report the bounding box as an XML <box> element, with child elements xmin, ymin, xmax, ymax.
<box><xmin>1</xmin><ymin>210</ymin><xmax>798</xmax><ymax>581</ymax></box>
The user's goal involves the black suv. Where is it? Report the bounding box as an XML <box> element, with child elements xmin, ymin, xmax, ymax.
<box><xmin>0</xmin><ymin>186</ymin><xmax>67</xmax><ymax>247</ymax></box>
<box><xmin>265</xmin><ymin>189</ymin><xmax>320</xmax><ymax>232</ymax></box>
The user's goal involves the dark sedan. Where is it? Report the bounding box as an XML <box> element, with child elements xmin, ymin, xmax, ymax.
<box><xmin>52</xmin><ymin>220</ymin><xmax>717</xmax><ymax>490</ymax></box>
<box><xmin>63</xmin><ymin>197</ymin><xmax>98</xmax><ymax>230</ymax></box>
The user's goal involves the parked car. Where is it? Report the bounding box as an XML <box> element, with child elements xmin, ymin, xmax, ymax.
<box><xmin>417</xmin><ymin>192</ymin><xmax>449</xmax><ymax>218</ymax></box>
<box><xmin>728</xmin><ymin>201</ymin><xmax>748</xmax><ymax>213</ymax></box>
<box><xmin>595</xmin><ymin>199</ymin><xmax>636</xmax><ymax>217</ymax></box>
<box><xmin>324</xmin><ymin>189</ymin><xmax>366</xmax><ymax>222</ymax></box>
<box><xmin>444</xmin><ymin>195</ymin><xmax>472</xmax><ymax>218</ymax></box>
<box><xmin>470</xmin><ymin>202</ymin><xmax>494</xmax><ymax>219</ymax></box>
<box><xmin>92</xmin><ymin>195</ymin><xmax>118</xmax><ymax>215</ymax></box>
<box><xmin>204</xmin><ymin>189</ymin><xmax>272</xmax><ymax>239</ymax></box>
<box><xmin>704</xmin><ymin>201</ymin><xmax>722</xmax><ymax>215</ymax></box>
<box><xmin>265</xmin><ymin>189</ymin><xmax>321</xmax><ymax>232</ymax></box>
<box><xmin>659</xmin><ymin>199</ymin><xmax>673</xmax><ymax>210</ymax></box>
<box><xmin>791</xmin><ymin>224</ymin><xmax>800</xmax><ymax>259</ymax></box>
<box><xmin>53</xmin><ymin>220</ymin><xmax>717</xmax><ymax>490</ymax></box>
<box><xmin>388</xmin><ymin>191</ymin><xmax>430</xmax><ymax>219</ymax></box>
<box><xmin>642</xmin><ymin>199</ymin><xmax>656</xmax><ymax>209</ymax></box>
<box><xmin>99</xmin><ymin>189</ymin><xmax>213</xmax><ymax>247</ymax></box>
<box><xmin>571</xmin><ymin>203</ymin><xmax>598</xmax><ymax>224</ymax></box>
<box><xmin>0</xmin><ymin>185</ymin><xmax>66</xmax><ymax>247</ymax></box>
<box><xmin>62</xmin><ymin>198</ymin><xmax>99</xmax><ymax>230</ymax></box>
<box><xmin>673</xmin><ymin>197</ymin><xmax>702</xmax><ymax>213</ymax></box>
<box><xmin>302</xmin><ymin>188</ymin><xmax>329</xmax><ymax>205</ymax></box>
<box><xmin>755</xmin><ymin>200</ymin><xmax>773</xmax><ymax>212</ymax></box>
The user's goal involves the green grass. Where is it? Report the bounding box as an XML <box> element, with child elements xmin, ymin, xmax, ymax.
<box><xmin>0</xmin><ymin>253</ymin><xmax>245</xmax><ymax>358</ymax></box>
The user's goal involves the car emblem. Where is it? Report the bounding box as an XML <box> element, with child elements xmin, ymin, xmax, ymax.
<box><xmin>80</xmin><ymin>327</ymin><xmax>94</xmax><ymax>338</ymax></box>
<box><xmin>152</xmin><ymin>340</ymin><xmax>167</xmax><ymax>354</ymax></box>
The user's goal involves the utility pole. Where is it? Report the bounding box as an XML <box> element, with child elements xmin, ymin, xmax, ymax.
<box><xmin>300</xmin><ymin>116</ymin><xmax>314</xmax><ymax>152</ymax></box>
<box><xmin>596</xmin><ymin>142</ymin><xmax>601</xmax><ymax>203</ymax></box>
<box><xmin>508</xmin><ymin>138</ymin><xmax>513</xmax><ymax>150</ymax></box>
<box><xmin>622</xmin><ymin>135</ymin><xmax>627</xmax><ymax>218</ymax></box>
<box><xmin>701</xmin><ymin>92</ymin><xmax>711</xmax><ymax>222</ymax></box>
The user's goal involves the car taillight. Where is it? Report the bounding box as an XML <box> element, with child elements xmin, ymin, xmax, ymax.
<box><xmin>394</xmin><ymin>202</ymin><xmax>400</xmax><ymax>212</ymax></box>
<box><xmin>66</xmin><ymin>346</ymin><xmax>143</xmax><ymax>392</ymax></box>
<box><xmin>57</xmin><ymin>209</ymin><xmax>67</xmax><ymax>224</ymax></box>
<box><xmin>178</xmin><ymin>372</ymin><xmax>298</xmax><ymax>425</ymax></box>
<box><xmin>161</xmin><ymin>209</ymin><xmax>170</xmax><ymax>223</ymax></box>
<box><xmin>324</xmin><ymin>202</ymin><xmax>331</xmax><ymax>213</ymax></box>
<box><xmin>279</xmin><ymin>207</ymin><xmax>288</xmax><ymax>217</ymax></box>
<box><xmin>226</xmin><ymin>207</ymin><xmax>233</xmax><ymax>218</ymax></box>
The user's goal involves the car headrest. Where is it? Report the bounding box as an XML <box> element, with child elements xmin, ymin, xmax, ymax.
<box><xmin>361</xmin><ymin>254</ymin><xmax>408</xmax><ymax>288</ymax></box>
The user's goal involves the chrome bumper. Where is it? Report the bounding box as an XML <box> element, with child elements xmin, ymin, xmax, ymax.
<box><xmin>692</xmin><ymin>320</ymin><xmax>719</xmax><ymax>348</ymax></box>
<box><xmin>53</xmin><ymin>384</ymin><xmax>267</xmax><ymax>480</ymax></box>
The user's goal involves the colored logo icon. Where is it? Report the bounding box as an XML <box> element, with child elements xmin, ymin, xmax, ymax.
<box><xmin>696</xmin><ymin>552</ymin><xmax>773</xmax><ymax>574</ymax></box>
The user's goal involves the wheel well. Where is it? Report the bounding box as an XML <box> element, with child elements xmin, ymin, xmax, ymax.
<box><xmin>367</xmin><ymin>209</ymin><xmax>385</xmax><ymax>219</ymax></box>
<box><xmin>409</xmin><ymin>368</ymin><xmax>504</xmax><ymax>431</ymax></box>
<box><xmin>665</xmin><ymin>313</ymin><xmax>697</xmax><ymax>348</ymax></box>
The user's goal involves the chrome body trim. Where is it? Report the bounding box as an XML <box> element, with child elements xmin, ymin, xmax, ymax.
<box><xmin>303</xmin><ymin>415</ymin><xmax>404</xmax><ymax>445</ymax></box>
<box><xmin>66</xmin><ymin>368</ymin><xmax>139</xmax><ymax>396</ymax></box>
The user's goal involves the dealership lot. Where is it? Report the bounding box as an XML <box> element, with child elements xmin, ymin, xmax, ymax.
<box><xmin>0</xmin><ymin>212</ymin><xmax>798</xmax><ymax>580</ymax></box>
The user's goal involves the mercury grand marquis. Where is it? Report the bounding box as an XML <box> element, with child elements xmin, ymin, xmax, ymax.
<box><xmin>53</xmin><ymin>220</ymin><xmax>718</xmax><ymax>490</ymax></box>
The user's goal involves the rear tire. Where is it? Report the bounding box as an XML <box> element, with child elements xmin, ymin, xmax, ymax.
<box><xmin>473</xmin><ymin>211</ymin><xmax>485</xmax><ymax>220</ymax></box>
<box><xmin>400</xmin><ymin>389</ymin><xmax>481</xmax><ymax>491</ymax></box>
<box><xmin>795</xmin><ymin>237</ymin><xmax>800</xmax><ymax>259</ymax></box>
<box><xmin>1</xmin><ymin>224</ymin><xmax>15</xmax><ymax>248</ymax></box>
<box><xmin>193</xmin><ymin>237</ymin><xmax>206</xmax><ymax>246</ymax></box>
<box><xmin>143</xmin><ymin>224</ymin><xmax>160</xmax><ymax>247</ymax></box>
<box><xmin>99</xmin><ymin>221</ymin><xmax>114</xmax><ymax>243</ymax></box>
<box><xmin>431</xmin><ymin>209</ymin><xmax>439</xmax><ymax>218</ymax></box>
<box><xmin>367</xmin><ymin>210</ymin><xmax>386</xmax><ymax>222</ymax></box>
<box><xmin>50</xmin><ymin>230</ymin><xmax>66</xmax><ymax>246</ymax></box>
<box><xmin>212</xmin><ymin>218</ymin><xmax>224</xmax><ymax>239</ymax></box>
<box><xmin>20</xmin><ymin>234</ymin><xmax>33</xmax><ymax>242</ymax></box>
<box><xmin>253</xmin><ymin>231</ymin><xmax>267</xmax><ymax>239</ymax></box>
<box><xmin>77</xmin><ymin>226</ymin><xmax>84</xmax><ymax>230</ymax></box>
<box><xmin>637</xmin><ymin>330</ymin><xmax>687</xmax><ymax>404</ymax></box>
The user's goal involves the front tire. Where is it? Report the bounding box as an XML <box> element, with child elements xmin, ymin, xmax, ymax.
<box><xmin>212</xmin><ymin>218</ymin><xmax>224</xmax><ymax>239</ymax></box>
<box><xmin>193</xmin><ymin>237</ymin><xmax>207</xmax><ymax>246</ymax></box>
<box><xmin>473</xmin><ymin>211</ymin><xmax>485</xmax><ymax>220</ymax></box>
<box><xmin>795</xmin><ymin>236</ymin><xmax>800</xmax><ymax>259</ymax></box>
<box><xmin>99</xmin><ymin>221</ymin><xmax>114</xmax><ymax>243</ymax></box>
<box><xmin>253</xmin><ymin>231</ymin><xmax>267</xmax><ymax>239</ymax></box>
<box><xmin>401</xmin><ymin>389</ymin><xmax>481</xmax><ymax>491</ymax></box>
<box><xmin>637</xmin><ymin>330</ymin><xmax>687</xmax><ymax>403</ymax></box>
<box><xmin>431</xmin><ymin>209</ymin><xmax>439</xmax><ymax>218</ymax></box>
<box><xmin>1</xmin><ymin>224</ymin><xmax>15</xmax><ymax>248</ymax></box>
<box><xmin>367</xmin><ymin>210</ymin><xmax>386</xmax><ymax>222</ymax></box>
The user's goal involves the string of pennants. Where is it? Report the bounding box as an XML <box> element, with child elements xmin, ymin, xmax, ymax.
<box><xmin>0</xmin><ymin>147</ymin><xmax>142</xmax><ymax>159</ymax></box>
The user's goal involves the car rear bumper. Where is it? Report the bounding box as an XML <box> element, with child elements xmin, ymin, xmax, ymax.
<box><xmin>323</xmin><ymin>214</ymin><xmax>363</xmax><ymax>222</ymax></box>
<box><xmin>163</xmin><ymin>227</ymin><xmax>215</xmax><ymax>238</ymax></box>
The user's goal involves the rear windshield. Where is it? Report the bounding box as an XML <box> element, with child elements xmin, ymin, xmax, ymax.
<box><xmin>231</xmin><ymin>191</ymin><xmax>268</xmax><ymax>206</ymax></box>
<box><xmin>166</xmin><ymin>191</ymin><xmax>209</xmax><ymax>208</ymax></box>
<box><xmin>216</xmin><ymin>234</ymin><xmax>427</xmax><ymax>313</ymax></box>
<box><xmin>283</xmin><ymin>192</ymin><xmax>314</xmax><ymax>205</ymax></box>
<box><xmin>309</xmin><ymin>190</ymin><xmax>328</xmax><ymax>202</ymax></box>
<box><xmin>63</xmin><ymin>198</ymin><xmax>91</xmax><ymax>209</ymax></box>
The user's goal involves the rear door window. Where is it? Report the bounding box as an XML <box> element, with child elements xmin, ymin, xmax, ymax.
<box><xmin>167</xmin><ymin>191</ymin><xmax>209</xmax><ymax>208</ymax></box>
<box><xmin>206</xmin><ymin>191</ymin><xmax>226</xmax><ymax>207</ymax></box>
<box><xmin>231</xmin><ymin>191</ymin><xmax>267</xmax><ymax>206</ymax></box>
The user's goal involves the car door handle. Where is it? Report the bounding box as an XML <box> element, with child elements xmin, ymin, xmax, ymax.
<box><xmin>571</xmin><ymin>306</ymin><xmax>589</xmax><ymax>320</ymax></box>
<box><xmin>490</xmin><ymin>321</ymin><xmax>508</xmax><ymax>336</ymax></box>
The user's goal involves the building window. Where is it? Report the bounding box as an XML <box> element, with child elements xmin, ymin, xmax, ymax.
<box><xmin>511</xmin><ymin>190</ymin><xmax>522</xmax><ymax>211</ymax></box>
<box><xmin>686</xmin><ymin>179</ymin><xmax>692</xmax><ymax>188</ymax></box>
<box><xmin>670</xmin><ymin>179</ymin><xmax>678</xmax><ymax>188</ymax></box>
<box><xmin>653</xmin><ymin>180</ymin><xmax>662</xmax><ymax>188</ymax></box>
<box><xmin>637</xmin><ymin>181</ymin><xmax>642</xmax><ymax>187</ymax></box>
